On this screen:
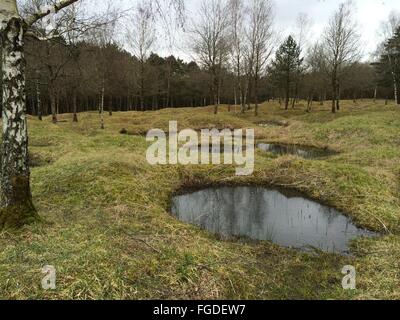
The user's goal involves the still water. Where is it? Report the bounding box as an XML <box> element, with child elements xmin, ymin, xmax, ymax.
<box><xmin>172</xmin><ymin>187</ymin><xmax>376</xmax><ymax>254</ymax></box>
<box><xmin>258</xmin><ymin>143</ymin><xmax>337</xmax><ymax>159</ymax></box>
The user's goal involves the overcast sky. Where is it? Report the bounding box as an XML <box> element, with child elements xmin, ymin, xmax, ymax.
<box><xmin>273</xmin><ymin>0</ymin><xmax>399</xmax><ymax>58</ymax></box>
<box><xmin>114</xmin><ymin>0</ymin><xmax>399</xmax><ymax>61</ymax></box>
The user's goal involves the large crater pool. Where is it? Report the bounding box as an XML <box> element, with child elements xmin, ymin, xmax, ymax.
<box><xmin>171</xmin><ymin>187</ymin><xmax>376</xmax><ymax>254</ymax></box>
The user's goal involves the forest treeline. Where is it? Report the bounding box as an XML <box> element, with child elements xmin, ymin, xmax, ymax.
<box><xmin>3</xmin><ymin>37</ymin><xmax>271</xmax><ymax>120</ymax></box>
<box><xmin>1</xmin><ymin>0</ymin><xmax>400</xmax><ymax>123</ymax></box>
<box><xmin>18</xmin><ymin>38</ymin><xmax>395</xmax><ymax>121</ymax></box>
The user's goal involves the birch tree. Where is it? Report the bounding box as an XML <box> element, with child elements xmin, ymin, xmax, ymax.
<box><xmin>126</xmin><ymin>0</ymin><xmax>156</xmax><ymax>111</ymax></box>
<box><xmin>0</xmin><ymin>0</ymin><xmax>78</xmax><ymax>228</ymax></box>
<box><xmin>305</xmin><ymin>42</ymin><xmax>329</xmax><ymax>111</ymax></box>
<box><xmin>292</xmin><ymin>13</ymin><xmax>311</xmax><ymax>108</ymax></box>
<box><xmin>322</xmin><ymin>0</ymin><xmax>361</xmax><ymax>113</ymax></box>
<box><xmin>90</xmin><ymin>23</ymin><xmax>116</xmax><ymax>126</ymax></box>
<box><xmin>190</xmin><ymin>0</ymin><xmax>230</xmax><ymax>115</ymax></box>
<box><xmin>378</xmin><ymin>11</ymin><xmax>400</xmax><ymax>104</ymax></box>
<box><xmin>228</xmin><ymin>0</ymin><xmax>245</xmax><ymax>113</ymax></box>
<box><xmin>246</xmin><ymin>0</ymin><xmax>274</xmax><ymax>116</ymax></box>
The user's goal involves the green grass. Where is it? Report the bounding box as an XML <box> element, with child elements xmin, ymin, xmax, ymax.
<box><xmin>0</xmin><ymin>99</ymin><xmax>399</xmax><ymax>299</ymax></box>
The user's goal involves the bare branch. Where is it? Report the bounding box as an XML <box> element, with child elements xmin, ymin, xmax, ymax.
<box><xmin>24</xmin><ymin>0</ymin><xmax>79</xmax><ymax>27</ymax></box>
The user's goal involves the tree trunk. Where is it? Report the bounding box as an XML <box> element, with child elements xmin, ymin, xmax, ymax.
<box><xmin>247</xmin><ymin>79</ymin><xmax>252</xmax><ymax>111</ymax></box>
<box><xmin>233</xmin><ymin>85</ymin><xmax>237</xmax><ymax>107</ymax></box>
<box><xmin>254</xmin><ymin>76</ymin><xmax>259</xmax><ymax>117</ymax></box>
<box><xmin>388</xmin><ymin>54</ymin><xmax>398</xmax><ymax>104</ymax></box>
<box><xmin>285</xmin><ymin>72</ymin><xmax>290</xmax><ymax>110</ymax></box>
<box><xmin>396</xmin><ymin>81</ymin><xmax>400</xmax><ymax>105</ymax></box>
<box><xmin>72</xmin><ymin>89</ymin><xmax>78</xmax><ymax>122</ymax></box>
<box><xmin>49</xmin><ymin>86</ymin><xmax>57</xmax><ymax>123</ymax></box>
<box><xmin>331</xmin><ymin>74</ymin><xmax>337</xmax><ymax>114</ymax></box>
<box><xmin>108</xmin><ymin>95</ymin><xmax>113</xmax><ymax>116</ymax></box>
<box><xmin>213</xmin><ymin>92</ymin><xmax>218</xmax><ymax>114</ymax></box>
<box><xmin>100</xmin><ymin>82</ymin><xmax>105</xmax><ymax>129</ymax></box>
<box><xmin>213</xmin><ymin>73</ymin><xmax>218</xmax><ymax>115</ymax></box>
<box><xmin>56</xmin><ymin>92</ymin><xmax>60</xmax><ymax>115</ymax></box>
<box><xmin>307</xmin><ymin>93</ymin><xmax>313</xmax><ymax>113</ymax></box>
<box><xmin>0</xmin><ymin>15</ymin><xmax>36</xmax><ymax>227</ymax></box>
<box><xmin>240</xmin><ymin>87</ymin><xmax>246</xmax><ymax>114</ymax></box>
<box><xmin>36</xmin><ymin>79</ymin><xmax>42</xmax><ymax>121</ymax></box>
<box><xmin>292</xmin><ymin>81</ymin><xmax>298</xmax><ymax>109</ymax></box>
<box><xmin>240</xmin><ymin>78</ymin><xmax>246</xmax><ymax>114</ymax></box>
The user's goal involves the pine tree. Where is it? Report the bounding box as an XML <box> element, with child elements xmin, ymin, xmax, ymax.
<box><xmin>269</xmin><ymin>36</ymin><xmax>302</xmax><ymax>110</ymax></box>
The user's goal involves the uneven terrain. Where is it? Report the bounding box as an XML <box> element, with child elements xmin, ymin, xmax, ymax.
<box><xmin>0</xmin><ymin>100</ymin><xmax>399</xmax><ymax>299</ymax></box>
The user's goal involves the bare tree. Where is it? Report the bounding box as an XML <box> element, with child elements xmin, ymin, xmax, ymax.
<box><xmin>190</xmin><ymin>0</ymin><xmax>230</xmax><ymax>114</ymax></box>
<box><xmin>323</xmin><ymin>0</ymin><xmax>361</xmax><ymax>113</ymax></box>
<box><xmin>64</xmin><ymin>1</ymin><xmax>114</xmax><ymax>122</ymax></box>
<box><xmin>379</xmin><ymin>10</ymin><xmax>400</xmax><ymax>41</ymax></box>
<box><xmin>228</xmin><ymin>0</ymin><xmax>245</xmax><ymax>113</ymax></box>
<box><xmin>127</xmin><ymin>0</ymin><xmax>156</xmax><ymax>111</ymax></box>
<box><xmin>305</xmin><ymin>42</ymin><xmax>329</xmax><ymax>111</ymax></box>
<box><xmin>377</xmin><ymin>11</ymin><xmax>400</xmax><ymax>103</ymax></box>
<box><xmin>292</xmin><ymin>12</ymin><xmax>312</xmax><ymax>108</ymax></box>
<box><xmin>0</xmin><ymin>0</ymin><xmax>78</xmax><ymax>227</ymax></box>
<box><xmin>246</xmin><ymin>0</ymin><xmax>274</xmax><ymax>116</ymax></box>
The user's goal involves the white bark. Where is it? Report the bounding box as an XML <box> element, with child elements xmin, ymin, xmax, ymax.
<box><xmin>0</xmin><ymin>0</ymin><xmax>79</xmax><ymax>225</ymax></box>
<box><xmin>323</xmin><ymin>1</ymin><xmax>361</xmax><ymax>113</ymax></box>
<box><xmin>100</xmin><ymin>81</ymin><xmax>105</xmax><ymax>129</ymax></box>
<box><xmin>0</xmin><ymin>1</ymin><xmax>31</xmax><ymax>211</ymax></box>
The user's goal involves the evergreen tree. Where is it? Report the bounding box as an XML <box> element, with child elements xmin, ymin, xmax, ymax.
<box><xmin>269</xmin><ymin>36</ymin><xmax>302</xmax><ymax>110</ymax></box>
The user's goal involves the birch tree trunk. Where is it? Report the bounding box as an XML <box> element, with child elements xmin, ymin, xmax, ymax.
<box><xmin>72</xmin><ymin>88</ymin><xmax>78</xmax><ymax>122</ymax></box>
<box><xmin>331</xmin><ymin>71</ymin><xmax>337</xmax><ymax>114</ymax></box>
<box><xmin>254</xmin><ymin>76</ymin><xmax>259</xmax><ymax>117</ymax></box>
<box><xmin>0</xmin><ymin>6</ymin><xmax>36</xmax><ymax>227</ymax></box>
<box><xmin>36</xmin><ymin>79</ymin><xmax>42</xmax><ymax>121</ymax></box>
<box><xmin>388</xmin><ymin>54</ymin><xmax>399</xmax><ymax>104</ymax></box>
<box><xmin>247</xmin><ymin>79</ymin><xmax>252</xmax><ymax>111</ymax></box>
<box><xmin>100</xmin><ymin>83</ymin><xmax>105</xmax><ymax>129</ymax></box>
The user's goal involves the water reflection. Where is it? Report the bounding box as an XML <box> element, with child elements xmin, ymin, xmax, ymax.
<box><xmin>172</xmin><ymin>187</ymin><xmax>376</xmax><ymax>254</ymax></box>
<box><xmin>258</xmin><ymin>143</ymin><xmax>337</xmax><ymax>159</ymax></box>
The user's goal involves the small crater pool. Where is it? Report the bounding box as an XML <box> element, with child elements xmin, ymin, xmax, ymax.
<box><xmin>258</xmin><ymin>143</ymin><xmax>337</xmax><ymax>159</ymax></box>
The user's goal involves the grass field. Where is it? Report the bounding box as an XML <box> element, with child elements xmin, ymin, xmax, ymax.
<box><xmin>0</xmin><ymin>100</ymin><xmax>399</xmax><ymax>300</ymax></box>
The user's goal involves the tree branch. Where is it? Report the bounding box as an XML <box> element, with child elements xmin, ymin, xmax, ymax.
<box><xmin>25</xmin><ymin>0</ymin><xmax>80</xmax><ymax>27</ymax></box>
<box><xmin>24</xmin><ymin>30</ymin><xmax>61</xmax><ymax>41</ymax></box>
